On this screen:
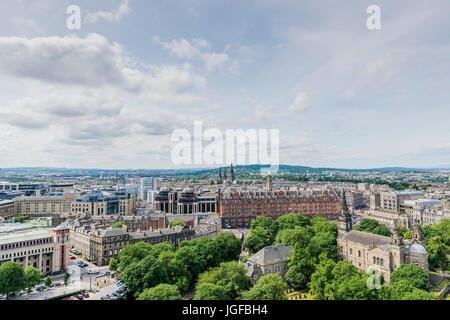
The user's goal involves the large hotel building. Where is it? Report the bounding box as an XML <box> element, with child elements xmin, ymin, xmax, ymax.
<box><xmin>218</xmin><ymin>187</ymin><xmax>341</xmax><ymax>228</ymax></box>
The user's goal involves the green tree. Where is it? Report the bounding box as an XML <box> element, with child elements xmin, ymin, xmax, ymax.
<box><xmin>309</xmin><ymin>255</ymin><xmax>336</xmax><ymax>299</ymax></box>
<box><xmin>109</xmin><ymin>258</ymin><xmax>118</xmax><ymax>272</ymax></box>
<box><xmin>242</xmin><ymin>274</ymin><xmax>287</xmax><ymax>300</ymax></box>
<box><xmin>311</xmin><ymin>216</ymin><xmax>338</xmax><ymax>238</ymax></box>
<box><xmin>45</xmin><ymin>276</ymin><xmax>52</xmax><ymax>287</ymax></box>
<box><xmin>197</xmin><ymin>262</ymin><xmax>251</xmax><ymax>299</ymax></box>
<box><xmin>194</xmin><ymin>283</ymin><xmax>230</xmax><ymax>300</ymax></box>
<box><xmin>426</xmin><ymin>236</ymin><xmax>448</xmax><ymax>270</ymax></box>
<box><xmin>354</xmin><ymin>219</ymin><xmax>379</xmax><ymax>233</ymax></box>
<box><xmin>250</xmin><ymin>216</ymin><xmax>274</xmax><ymax>233</ymax></box>
<box><xmin>308</xmin><ymin>232</ymin><xmax>338</xmax><ymax>260</ymax></box>
<box><xmin>270</xmin><ymin>214</ymin><xmax>311</xmax><ymax>238</ymax></box>
<box><xmin>24</xmin><ymin>266</ymin><xmax>43</xmax><ymax>293</ymax></box>
<box><xmin>398</xmin><ymin>226</ymin><xmax>412</xmax><ymax>240</ymax></box>
<box><xmin>63</xmin><ymin>270</ymin><xmax>70</xmax><ymax>286</ymax></box>
<box><xmin>244</xmin><ymin>226</ymin><xmax>271</xmax><ymax>254</ymax></box>
<box><xmin>122</xmin><ymin>255</ymin><xmax>169</xmax><ymax>298</ymax></box>
<box><xmin>285</xmin><ymin>245</ymin><xmax>315</xmax><ymax>289</ymax></box>
<box><xmin>152</xmin><ymin>242</ymin><xmax>174</xmax><ymax>258</ymax></box>
<box><xmin>118</xmin><ymin>242</ymin><xmax>154</xmax><ymax>271</ymax></box>
<box><xmin>137</xmin><ymin>284</ymin><xmax>182</xmax><ymax>300</ymax></box>
<box><xmin>382</xmin><ymin>280</ymin><xmax>437</xmax><ymax>300</ymax></box>
<box><xmin>111</xmin><ymin>222</ymin><xmax>124</xmax><ymax>228</ymax></box>
<box><xmin>169</xmin><ymin>219</ymin><xmax>186</xmax><ymax>228</ymax></box>
<box><xmin>174</xmin><ymin>246</ymin><xmax>206</xmax><ymax>279</ymax></box>
<box><xmin>372</xmin><ymin>225</ymin><xmax>392</xmax><ymax>237</ymax></box>
<box><xmin>390</xmin><ymin>264</ymin><xmax>429</xmax><ymax>291</ymax></box>
<box><xmin>0</xmin><ymin>261</ymin><xmax>25</xmax><ymax>297</ymax></box>
<box><xmin>275</xmin><ymin>226</ymin><xmax>312</xmax><ymax>248</ymax></box>
<box><xmin>214</xmin><ymin>232</ymin><xmax>242</xmax><ymax>261</ymax></box>
<box><xmin>158</xmin><ymin>251</ymin><xmax>192</xmax><ymax>291</ymax></box>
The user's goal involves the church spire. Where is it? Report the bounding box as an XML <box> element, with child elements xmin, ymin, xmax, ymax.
<box><xmin>338</xmin><ymin>190</ymin><xmax>352</xmax><ymax>236</ymax></box>
<box><xmin>230</xmin><ymin>163</ymin><xmax>235</xmax><ymax>182</ymax></box>
<box><xmin>218</xmin><ymin>169</ymin><xmax>223</xmax><ymax>184</ymax></box>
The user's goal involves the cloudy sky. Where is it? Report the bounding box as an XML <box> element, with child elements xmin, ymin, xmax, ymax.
<box><xmin>0</xmin><ymin>0</ymin><xmax>449</xmax><ymax>169</ymax></box>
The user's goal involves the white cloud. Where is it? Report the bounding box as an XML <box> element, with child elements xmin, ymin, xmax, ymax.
<box><xmin>152</xmin><ymin>36</ymin><xmax>239</xmax><ymax>74</ymax></box>
<box><xmin>288</xmin><ymin>92</ymin><xmax>311</xmax><ymax>112</ymax></box>
<box><xmin>86</xmin><ymin>0</ymin><xmax>132</xmax><ymax>23</ymax></box>
<box><xmin>0</xmin><ymin>33</ymin><xmax>210</xmax><ymax>168</ymax></box>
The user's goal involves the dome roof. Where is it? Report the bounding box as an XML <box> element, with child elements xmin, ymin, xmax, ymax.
<box><xmin>182</xmin><ymin>187</ymin><xmax>194</xmax><ymax>193</ymax></box>
<box><xmin>160</xmin><ymin>187</ymin><xmax>169</xmax><ymax>192</ymax></box>
<box><xmin>409</xmin><ymin>241</ymin><xmax>427</xmax><ymax>255</ymax></box>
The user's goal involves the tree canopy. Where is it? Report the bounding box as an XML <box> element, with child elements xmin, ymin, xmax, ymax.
<box><xmin>0</xmin><ymin>261</ymin><xmax>25</xmax><ymax>296</ymax></box>
<box><xmin>242</xmin><ymin>274</ymin><xmax>287</xmax><ymax>300</ymax></box>
<box><xmin>390</xmin><ymin>264</ymin><xmax>430</xmax><ymax>291</ymax></box>
<box><xmin>137</xmin><ymin>284</ymin><xmax>182</xmax><ymax>300</ymax></box>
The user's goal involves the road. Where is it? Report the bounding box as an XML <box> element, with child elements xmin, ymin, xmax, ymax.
<box><xmin>9</xmin><ymin>256</ymin><xmax>112</xmax><ymax>300</ymax></box>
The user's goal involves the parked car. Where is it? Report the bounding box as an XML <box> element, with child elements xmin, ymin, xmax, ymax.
<box><xmin>50</xmin><ymin>282</ymin><xmax>61</xmax><ymax>287</ymax></box>
<box><xmin>100</xmin><ymin>271</ymin><xmax>111</xmax><ymax>277</ymax></box>
<box><xmin>69</xmin><ymin>256</ymin><xmax>76</xmax><ymax>260</ymax></box>
<box><xmin>36</xmin><ymin>285</ymin><xmax>46</xmax><ymax>292</ymax></box>
<box><xmin>88</xmin><ymin>269</ymin><xmax>100</xmax><ymax>274</ymax></box>
<box><xmin>82</xmin><ymin>292</ymin><xmax>89</xmax><ymax>298</ymax></box>
<box><xmin>76</xmin><ymin>294</ymin><xmax>84</xmax><ymax>300</ymax></box>
<box><xmin>116</xmin><ymin>281</ymin><xmax>125</xmax><ymax>287</ymax></box>
<box><xmin>100</xmin><ymin>296</ymin><xmax>108</xmax><ymax>300</ymax></box>
<box><xmin>68</xmin><ymin>297</ymin><xmax>79</xmax><ymax>300</ymax></box>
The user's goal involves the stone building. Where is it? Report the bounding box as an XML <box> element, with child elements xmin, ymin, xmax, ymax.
<box><xmin>0</xmin><ymin>226</ymin><xmax>70</xmax><ymax>275</ymax></box>
<box><xmin>154</xmin><ymin>187</ymin><xmax>217</xmax><ymax>215</ymax></box>
<box><xmin>337</xmin><ymin>192</ymin><xmax>428</xmax><ymax>283</ymax></box>
<box><xmin>246</xmin><ymin>244</ymin><xmax>292</xmax><ymax>285</ymax></box>
<box><xmin>69</xmin><ymin>225</ymin><xmax>195</xmax><ymax>266</ymax></box>
<box><xmin>71</xmin><ymin>189</ymin><xmax>136</xmax><ymax>216</ymax></box>
<box><xmin>14</xmin><ymin>196</ymin><xmax>74</xmax><ymax>216</ymax></box>
<box><xmin>0</xmin><ymin>200</ymin><xmax>15</xmax><ymax>219</ymax></box>
<box><xmin>218</xmin><ymin>185</ymin><xmax>340</xmax><ymax>228</ymax></box>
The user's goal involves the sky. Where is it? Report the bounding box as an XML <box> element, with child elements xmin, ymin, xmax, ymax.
<box><xmin>0</xmin><ymin>0</ymin><xmax>449</xmax><ymax>170</ymax></box>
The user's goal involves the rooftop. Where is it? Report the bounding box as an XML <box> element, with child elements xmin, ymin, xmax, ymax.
<box><xmin>0</xmin><ymin>229</ymin><xmax>53</xmax><ymax>246</ymax></box>
<box><xmin>247</xmin><ymin>244</ymin><xmax>292</xmax><ymax>266</ymax></box>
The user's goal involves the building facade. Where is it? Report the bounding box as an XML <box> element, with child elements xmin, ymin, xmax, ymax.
<box><xmin>0</xmin><ymin>200</ymin><xmax>15</xmax><ymax>219</ymax></box>
<box><xmin>337</xmin><ymin>192</ymin><xmax>428</xmax><ymax>283</ymax></box>
<box><xmin>218</xmin><ymin>186</ymin><xmax>341</xmax><ymax>228</ymax></box>
<box><xmin>246</xmin><ymin>244</ymin><xmax>292</xmax><ymax>285</ymax></box>
<box><xmin>69</xmin><ymin>225</ymin><xmax>195</xmax><ymax>266</ymax></box>
<box><xmin>71</xmin><ymin>189</ymin><xmax>137</xmax><ymax>216</ymax></box>
<box><xmin>0</xmin><ymin>226</ymin><xmax>70</xmax><ymax>275</ymax></box>
<box><xmin>15</xmin><ymin>196</ymin><xmax>74</xmax><ymax>216</ymax></box>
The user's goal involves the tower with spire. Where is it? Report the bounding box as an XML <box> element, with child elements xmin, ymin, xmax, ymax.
<box><xmin>218</xmin><ymin>169</ymin><xmax>223</xmax><ymax>184</ymax></box>
<box><xmin>224</xmin><ymin>168</ymin><xmax>227</xmax><ymax>181</ymax></box>
<box><xmin>230</xmin><ymin>164</ymin><xmax>235</xmax><ymax>182</ymax></box>
<box><xmin>338</xmin><ymin>190</ymin><xmax>353</xmax><ymax>237</ymax></box>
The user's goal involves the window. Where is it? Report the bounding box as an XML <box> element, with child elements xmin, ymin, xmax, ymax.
<box><xmin>349</xmin><ymin>248</ymin><xmax>352</xmax><ymax>255</ymax></box>
<box><xmin>358</xmin><ymin>250</ymin><xmax>361</xmax><ymax>257</ymax></box>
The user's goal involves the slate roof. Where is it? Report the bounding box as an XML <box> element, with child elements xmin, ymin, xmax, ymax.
<box><xmin>248</xmin><ymin>244</ymin><xmax>292</xmax><ymax>266</ymax></box>
<box><xmin>98</xmin><ymin>227</ymin><xmax>128</xmax><ymax>237</ymax></box>
<box><xmin>341</xmin><ymin>230</ymin><xmax>391</xmax><ymax>247</ymax></box>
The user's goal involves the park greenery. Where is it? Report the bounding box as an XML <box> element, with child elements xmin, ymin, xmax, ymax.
<box><xmin>423</xmin><ymin>218</ymin><xmax>450</xmax><ymax>271</ymax></box>
<box><xmin>354</xmin><ymin>219</ymin><xmax>392</xmax><ymax>237</ymax></box>
<box><xmin>118</xmin><ymin>232</ymin><xmax>242</xmax><ymax>299</ymax></box>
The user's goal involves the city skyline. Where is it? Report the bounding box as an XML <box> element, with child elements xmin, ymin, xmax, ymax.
<box><xmin>0</xmin><ymin>0</ymin><xmax>449</xmax><ymax>169</ymax></box>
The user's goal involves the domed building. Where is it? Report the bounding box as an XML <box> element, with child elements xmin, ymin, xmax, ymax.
<box><xmin>177</xmin><ymin>187</ymin><xmax>198</xmax><ymax>214</ymax></box>
<box><xmin>337</xmin><ymin>192</ymin><xmax>429</xmax><ymax>283</ymax></box>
